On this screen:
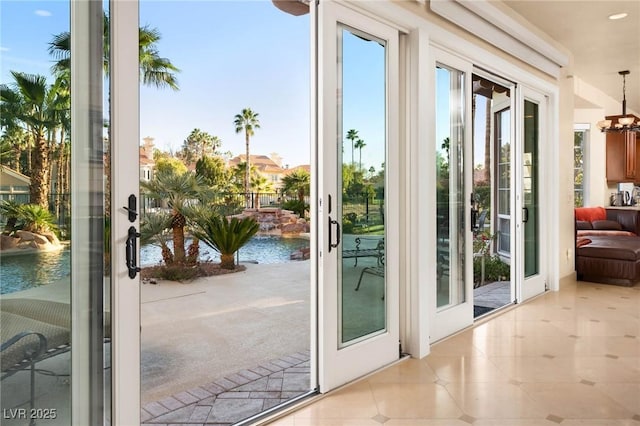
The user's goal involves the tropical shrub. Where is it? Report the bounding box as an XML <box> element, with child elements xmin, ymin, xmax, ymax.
<box><xmin>191</xmin><ymin>214</ymin><xmax>259</xmax><ymax>270</ymax></box>
<box><xmin>0</xmin><ymin>201</ymin><xmax>58</xmax><ymax>235</ymax></box>
<box><xmin>473</xmin><ymin>255</ymin><xmax>510</xmax><ymax>286</ymax></box>
<box><xmin>282</xmin><ymin>199</ymin><xmax>308</xmax><ymax>218</ymax></box>
<box><xmin>140</xmin><ymin>211</ymin><xmax>173</xmax><ymax>265</ymax></box>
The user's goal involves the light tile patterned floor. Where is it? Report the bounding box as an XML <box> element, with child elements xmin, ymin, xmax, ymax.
<box><xmin>269</xmin><ymin>278</ymin><xmax>640</xmax><ymax>426</ymax></box>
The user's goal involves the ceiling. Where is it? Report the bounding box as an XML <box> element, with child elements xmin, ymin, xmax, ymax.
<box><xmin>502</xmin><ymin>0</ymin><xmax>640</xmax><ymax>114</ymax></box>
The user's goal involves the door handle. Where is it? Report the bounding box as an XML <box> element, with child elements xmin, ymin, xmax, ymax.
<box><xmin>328</xmin><ymin>216</ymin><xmax>341</xmax><ymax>252</ymax></box>
<box><xmin>470</xmin><ymin>193</ymin><xmax>478</xmax><ymax>231</ymax></box>
<box><xmin>126</xmin><ymin>226</ymin><xmax>141</xmax><ymax>279</ymax></box>
<box><xmin>522</xmin><ymin>207</ymin><xmax>529</xmax><ymax>223</ymax></box>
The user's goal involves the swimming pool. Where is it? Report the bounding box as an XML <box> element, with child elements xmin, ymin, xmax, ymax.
<box><xmin>139</xmin><ymin>236</ymin><xmax>309</xmax><ymax>266</ymax></box>
<box><xmin>0</xmin><ymin>248</ymin><xmax>71</xmax><ymax>295</ymax></box>
<box><xmin>1</xmin><ymin>236</ymin><xmax>309</xmax><ymax>294</ymax></box>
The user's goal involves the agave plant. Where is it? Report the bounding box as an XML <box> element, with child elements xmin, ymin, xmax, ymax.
<box><xmin>191</xmin><ymin>214</ymin><xmax>259</xmax><ymax>270</ymax></box>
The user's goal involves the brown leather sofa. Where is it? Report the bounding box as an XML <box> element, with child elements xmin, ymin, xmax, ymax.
<box><xmin>575</xmin><ymin>207</ymin><xmax>640</xmax><ymax>286</ymax></box>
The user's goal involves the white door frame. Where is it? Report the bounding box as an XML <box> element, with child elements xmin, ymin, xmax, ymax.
<box><xmin>516</xmin><ymin>86</ymin><xmax>548</xmax><ymax>301</ymax></box>
<box><xmin>428</xmin><ymin>47</ymin><xmax>474</xmax><ymax>343</ymax></box>
<box><xmin>317</xmin><ymin>0</ymin><xmax>401</xmax><ymax>392</ymax></box>
<box><xmin>110</xmin><ymin>0</ymin><xmax>141</xmax><ymax>424</ymax></box>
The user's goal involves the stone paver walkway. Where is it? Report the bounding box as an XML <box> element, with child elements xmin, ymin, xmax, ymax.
<box><xmin>141</xmin><ymin>351</ymin><xmax>311</xmax><ymax>425</ymax></box>
<box><xmin>474</xmin><ymin>280</ymin><xmax>512</xmax><ymax>309</ymax></box>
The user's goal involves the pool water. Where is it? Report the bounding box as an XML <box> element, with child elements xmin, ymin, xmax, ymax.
<box><xmin>1</xmin><ymin>249</ymin><xmax>71</xmax><ymax>295</ymax></box>
<box><xmin>139</xmin><ymin>236</ymin><xmax>309</xmax><ymax>266</ymax></box>
<box><xmin>1</xmin><ymin>237</ymin><xmax>309</xmax><ymax>295</ymax></box>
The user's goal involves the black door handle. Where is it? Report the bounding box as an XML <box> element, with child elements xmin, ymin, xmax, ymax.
<box><xmin>522</xmin><ymin>207</ymin><xmax>529</xmax><ymax>223</ymax></box>
<box><xmin>328</xmin><ymin>216</ymin><xmax>341</xmax><ymax>252</ymax></box>
<box><xmin>126</xmin><ymin>226</ymin><xmax>141</xmax><ymax>279</ymax></box>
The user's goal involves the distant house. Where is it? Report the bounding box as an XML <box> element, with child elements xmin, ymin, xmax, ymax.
<box><xmin>228</xmin><ymin>153</ymin><xmax>289</xmax><ymax>189</ymax></box>
<box><xmin>283</xmin><ymin>164</ymin><xmax>311</xmax><ymax>176</ymax></box>
<box><xmin>140</xmin><ymin>136</ymin><xmax>156</xmax><ymax>182</ymax></box>
<box><xmin>0</xmin><ymin>167</ymin><xmax>31</xmax><ymax>204</ymax></box>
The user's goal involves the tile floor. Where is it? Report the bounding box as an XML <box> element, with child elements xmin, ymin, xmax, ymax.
<box><xmin>267</xmin><ymin>277</ymin><xmax>640</xmax><ymax>426</ymax></box>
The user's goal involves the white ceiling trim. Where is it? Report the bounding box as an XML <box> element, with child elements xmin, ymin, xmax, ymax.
<box><xmin>430</xmin><ymin>0</ymin><xmax>569</xmax><ymax>78</ymax></box>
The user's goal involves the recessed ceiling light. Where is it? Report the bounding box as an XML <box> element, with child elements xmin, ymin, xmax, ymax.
<box><xmin>609</xmin><ymin>12</ymin><xmax>628</xmax><ymax>20</ymax></box>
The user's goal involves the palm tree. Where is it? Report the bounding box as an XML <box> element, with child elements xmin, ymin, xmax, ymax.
<box><xmin>48</xmin><ymin>13</ymin><xmax>180</xmax><ymax>91</ymax></box>
<box><xmin>354</xmin><ymin>138</ymin><xmax>366</xmax><ymax>170</ymax></box>
<box><xmin>345</xmin><ymin>129</ymin><xmax>359</xmax><ymax>166</ymax></box>
<box><xmin>2</xmin><ymin>72</ymin><xmax>61</xmax><ymax>208</ymax></box>
<box><xmin>233</xmin><ymin>108</ymin><xmax>260</xmax><ymax>206</ymax></box>
<box><xmin>282</xmin><ymin>169</ymin><xmax>310</xmax><ymax>203</ymax></box>
<box><xmin>250</xmin><ymin>174</ymin><xmax>274</xmax><ymax>209</ymax></box>
<box><xmin>190</xmin><ymin>214</ymin><xmax>259</xmax><ymax>270</ymax></box>
<box><xmin>141</xmin><ymin>170</ymin><xmax>209</xmax><ymax>264</ymax></box>
<box><xmin>0</xmin><ymin>86</ymin><xmax>29</xmax><ymax>173</ymax></box>
<box><xmin>49</xmin><ymin>14</ymin><xmax>179</xmax><ymax>220</ymax></box>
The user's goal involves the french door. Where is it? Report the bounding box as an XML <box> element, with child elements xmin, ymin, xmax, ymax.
<box><xmin>431</xmin><ymin>50</ymin><xmax>474</xmax><ymax>342</ymax></box>
<box><xmin>110</xmin><ymin>1</ymin><xmax>141</xmax><ymax>424</ymax></box>
<box><xmin>317</xmin><ymin>1</ymin><xmax>400</xmax><ymax>391</ymax></box>
<box><xmin>516</xmin><ymin>87</ymin><xmax>547</xmax><ymax>300</ymax></box>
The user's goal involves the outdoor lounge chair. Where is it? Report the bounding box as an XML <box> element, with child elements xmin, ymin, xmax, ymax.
<box><xmin>1</xmin><ymin>298</ymin><xmax>110</xmax><ymax>424</ymax></box>
<box><xmin>342</xmin><ymin>237</ymin><xmax>384</xmax><ymax>266</ymax></box>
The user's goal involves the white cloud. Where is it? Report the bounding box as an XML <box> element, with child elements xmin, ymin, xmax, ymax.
<box><xmin>34</xmin><ymin>10</ymin><xmax>52</xmax><ymax>17</ymax></box>
<box><xmin>0</xmin><ymin>47</ymin><xmax>9</xmax><ymax>52</ymax></box>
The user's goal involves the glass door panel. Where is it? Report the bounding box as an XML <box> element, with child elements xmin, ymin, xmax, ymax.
<box><xmin>339</xmin><ymin>27</ymin><xmax>386</xmax><ymax>345</ymax></box>
<box><xmin>318</xmin><ymin>1</ymin><xmax>399</xmax><ymax>392</ymax></box>
<box><xmin>524</xmin><ymin>100</ymin><xmax>539</xmax><ymax>277</ymax></box>
<box><xmin>435</xmin><ymin>65</ymin><xmax>465</xmax><ymax>310</ymax></box>
<box><xmin>519</xmin><ymin>89</ymin><xmax>546</xmax><ymax>300</ymax></box>
<box><xmin>0</xmin><ymin>1</ymin><xmax>112</xmax><ymax>424</ymax></box>
<box><xmin>430</xmin><ymin>51</ymin><xmax>473</xmax><ymax>343</ymax></box>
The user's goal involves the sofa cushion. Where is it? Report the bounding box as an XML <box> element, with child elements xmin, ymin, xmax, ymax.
<box><xmin>575</xmin><ymin>206</ymin><xmax>607</xmax><ymax>222</ymax></box>
<box><xmin>592</xmin><ymin>220</ymin><xmax>623</xmax><ymax>230</ymax></box>
<box><xmin>576</xmin><ymin>220</ymin><xmax>593</xmax><ymax>230</ymax></box>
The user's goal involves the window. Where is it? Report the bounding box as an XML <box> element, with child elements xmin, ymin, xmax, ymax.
<box><xmin>574</xmin><ymin>125</ymin><xmax>589</xmax><ymax>207</ymax></box>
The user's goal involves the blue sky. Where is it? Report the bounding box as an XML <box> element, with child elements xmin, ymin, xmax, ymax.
<box><xmin>1</xmin><ymin>1</ymin><xmax>312</xmax><ymax>167</ymax></box>
<box><xmin>0</xmin><ymin>0</ymin><xmax>476</xmax><ymax>171</ymax></box>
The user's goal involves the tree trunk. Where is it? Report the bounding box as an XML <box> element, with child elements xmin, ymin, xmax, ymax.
<box><xmin>104</xmin><ymin>141</ymin><xmax>111</xmax><ymax>217</ymax></box>
<box><xmin>220</xmin><ymin>253</ymin><xmax>235</xmax><ymax>270</ymax></box>
<box><xmin>13</xmin><ymin>143</ymin><xmax>21</xmax><ymax>173</ymax></box>
<box><xmin>30</xmin><ymin>134</ymin><xmax>50</xmax><ymax>209</ymax></box>
<box><xmin>186</xmin><ymin>238</ymin><xmax>199</xmax><ymax>266</ymax></box>
<box><xmin>161</xmin><ymin>243</ymin><xmax>174</xmax><ymax>265</ymax></box>
<box><xmin>172</xmin><ymin>224</ymin><xmax>186</xmax><ymax>264</ymax></box>
<box><xmin>245</xmin><ymin>133</ymin><xmax>250</xmax><ymax>208</ymax></box>
<box><xmin>484</xmin><ymin>97</ymin><xmax>491</xmax><ymax>183</ymax></box>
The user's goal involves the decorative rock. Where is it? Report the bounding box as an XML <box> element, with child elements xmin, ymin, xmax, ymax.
<box><xmin>234</xmin><ymin>208</ymin><xmax>308</xmax><ymax>236</ymax></box>
<box><xmin>0</xmin><ymin>235</ymin><xmax>19</xmax><ymax>250</ymax></box>
<box><xmin>1</xmin><ymin>230</ymin><xmax>63</xmax><ymax>253</ymax></box>
<box><xmin>15</xmin><ymin>230</ymin><xmax>37</xmax><ymax>241</ymax></box>
<box><xmin>41</xmin><ymin>231</ymin><xmax>60</xmax><ymax>246</ymax></box>
<box><xmin>290</xmin><ymin>246</ymin><xmax>311</xmax><ymax>261</ymax></box>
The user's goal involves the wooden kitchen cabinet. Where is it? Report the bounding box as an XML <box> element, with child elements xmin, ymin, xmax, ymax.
<box><xmin>605</xmin><ymin>114</ymin><xmax>640</xmax><ymax>183</ymax></box>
